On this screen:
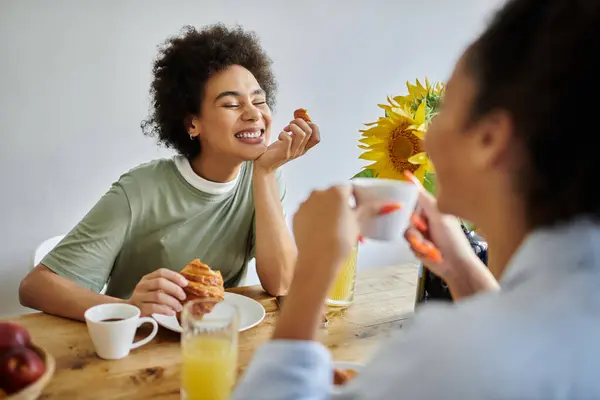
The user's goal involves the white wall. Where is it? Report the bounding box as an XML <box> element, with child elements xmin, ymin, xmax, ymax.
<box><xmin>0</xmin><ymin>0</ymin><xmax>502</xmax><ymax>317</ymax></box>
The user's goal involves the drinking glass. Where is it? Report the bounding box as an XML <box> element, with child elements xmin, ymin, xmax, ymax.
<box><xmin>181</xmin><ymin>299</ymin><xmax>239</xmax><ymax>400</ymax></box>
<box><xmin>325</xmin><ymin>244</ymin><xmax>358</xmax><ymax>307</ymax></box>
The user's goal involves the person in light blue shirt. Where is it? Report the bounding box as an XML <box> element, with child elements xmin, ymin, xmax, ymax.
<box><xmin>232</xmin><ymin>0</ymin><xmax>600</xmax><ymax>398</ymax></box>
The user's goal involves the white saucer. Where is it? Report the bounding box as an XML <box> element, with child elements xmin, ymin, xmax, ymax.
<box><xmin>332</xmin><ymin>361</ymin><xmax>364</xmax><ymax>392</ymax></box>
<box><xmin>152</xmin><ymin>292</ymin><xmax>265</xmax><ymax>333</ymax></box>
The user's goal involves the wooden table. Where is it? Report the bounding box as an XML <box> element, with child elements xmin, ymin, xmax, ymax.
<box><xmin>5</xmin><ymin>263</ymin><xmax>418</xmax><ymax>399</ymax></box>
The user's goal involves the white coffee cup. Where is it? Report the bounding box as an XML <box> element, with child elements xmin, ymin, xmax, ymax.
<box><xmin>84</xmin><ymin>303</ymin><xmax>158</xmax><ymax>360</ymax></box>
<box><xmin>352</xmin><ymin>177</ymin><xmax>419</xmax><ymax>241</ymax></box>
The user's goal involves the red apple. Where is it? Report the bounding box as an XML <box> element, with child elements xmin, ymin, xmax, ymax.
<box><xmin>0</xmin><ymin>322</ymin><xmax>31</xmax><ymax>352</ymax></box>
<box><xmin>0</xmin><ymin>347</ymin><xmax>45</xmax><ymax>394</ymax></box>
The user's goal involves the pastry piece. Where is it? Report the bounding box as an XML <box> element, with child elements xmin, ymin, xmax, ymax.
<box><xmin>181</xmin><ymin>259</ymin><xmax>224</xmax><ymax>301</ymax></box>
<box><xmin>293</xmin><ymin>108</ymin><xmax>312</xmax><ymax>123</ymax></box>
<box><xmin>333</xmin><ymin>368</ymin><xmax>357</xmax><ymax>386</ymax></box>
<box><xmin>178</xmin><ymin>259</ymin><xmax>224</xmax><ymax>321</ymax></box>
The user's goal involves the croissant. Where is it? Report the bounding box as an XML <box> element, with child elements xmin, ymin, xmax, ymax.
<box><xmin>333</xmin><ymin>368</ymin><xmax>357</xmax><ymax>386</ymax></box>
<box><xmin>178</xmin><ymin>259</ymin><xmax>225</xmax><ymax>321</ymax></box>
<box><xmin>293</xmin><ymin>108</ymin><xmax>312</xmax><ymax>123</ymax></box>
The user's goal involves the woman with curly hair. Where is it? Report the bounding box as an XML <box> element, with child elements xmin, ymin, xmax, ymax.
<box><xmin>19</xmin><ymin>24</ymin><xmax>319</xmax><ymax>321</ymax></box>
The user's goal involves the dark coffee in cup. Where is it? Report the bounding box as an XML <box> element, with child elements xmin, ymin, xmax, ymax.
<box><xmin>100</xmin><ymin>318</ymin><xmax>124</xmax><ymax>322</ymax></box>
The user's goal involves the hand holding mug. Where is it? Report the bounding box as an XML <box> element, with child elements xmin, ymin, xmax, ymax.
<box><xmin>292</xmin><ymin>185</ymin><xmax>399</xmax><ymax>284</ymax></box>
<box><xmin>403</xmin><ymin>171</ymin><xmax>498</xmax><ymax>298</ymax></box>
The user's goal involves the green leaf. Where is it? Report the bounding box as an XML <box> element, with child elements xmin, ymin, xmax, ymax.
<box><xmin>423</xmin><ymin>172</ymin><xmax>436</xmax><ymax>194</ymax></box>
<box><xmin>461</xmin><ymin>219</ymin><xmax>476</xmax><ymax>232</ymax></box>
<box><xmin>352</xmin><ymin>169</ymin><xmax>377</xmax><ymax>179</ymax></box>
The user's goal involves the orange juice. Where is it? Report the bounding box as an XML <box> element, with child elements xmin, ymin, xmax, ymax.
<box><xmin>326</xmin><ymin>245</ymin><xmax>358</xmax><ymax>307</ymax></box>
<box><xmin>181</xmin><ymin>336</ymin><xmax>237</xmax><ymax>400</ymax></box>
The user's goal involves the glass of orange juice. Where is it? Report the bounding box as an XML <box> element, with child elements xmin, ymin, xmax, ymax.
<box><xmin>181</xmin><ymin>299</ymin><xmax>239</xmax><ymax>400</ymax></box>
<box><xmin>325</xmin><ymin>244</ymin><xmax>358</xmax><ymax>308</ymax></box>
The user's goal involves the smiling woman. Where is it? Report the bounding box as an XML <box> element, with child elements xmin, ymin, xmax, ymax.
<box><xmin>18</xmin><ymin>24</ymin><xmax>320</xmax><ymax>322</ymax></box>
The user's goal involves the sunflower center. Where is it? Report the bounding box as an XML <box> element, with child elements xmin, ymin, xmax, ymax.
<box><xmin>392</xmin><ymin>137</ymin><xmax>413</xmax><ymax>160</ymax></box>
<box><xmin>388</xmin><ymin>126</ymin><xmax>424</xmax><ymax>173</ymax></box>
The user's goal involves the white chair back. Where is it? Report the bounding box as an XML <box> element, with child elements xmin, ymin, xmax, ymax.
<box><xmin>240</xmin><ymin>258</ymin><xmax>260</xmax><ymax>287</ymax></box>
<box><xmin>32</xmin><ymin>235</ymin><xmax>107</xmax><ymax>294</ymax></box>
<box><xmin>33</xmin><ymin>235</ymin><xmax>65</xmax><ymax>268</ymax></box>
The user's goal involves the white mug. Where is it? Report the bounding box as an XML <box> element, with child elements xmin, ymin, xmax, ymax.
<box><xmin>352</xmin><ymin>177</ymin><xmax>419</xmax><ymax>241</ymax></box>
<box><xmin>84</xmin><ymin>303</ymin><xmax>158</xmax><ymax>360</ymax></box>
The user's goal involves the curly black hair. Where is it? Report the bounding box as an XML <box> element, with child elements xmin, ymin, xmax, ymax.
<box><xmin>466</xmin><ymin>0</ymin><xmax>600</xmax><ymax>228</ymax></box>
<box><xmin>141</xmin><ymin>24</ymin><xmax>277</xmax><ymax>159</ymax></box>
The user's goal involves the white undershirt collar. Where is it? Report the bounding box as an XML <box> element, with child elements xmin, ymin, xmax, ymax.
<box><xmin>173</xmin><ymin>155</ymin><xmax>240</xmax><ymax>195</ymax></box>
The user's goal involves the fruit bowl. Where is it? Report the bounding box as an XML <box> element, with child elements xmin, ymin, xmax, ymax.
<box><xmin>3</xmin><ymin>345</ymin><xmax>54</xmax><ymax>400</ymax></box>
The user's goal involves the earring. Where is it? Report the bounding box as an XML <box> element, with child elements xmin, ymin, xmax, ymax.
<box><xmin>189</xmin><ymin>134</ymin><xmax>194</xmax><ymax>141</ymax></box>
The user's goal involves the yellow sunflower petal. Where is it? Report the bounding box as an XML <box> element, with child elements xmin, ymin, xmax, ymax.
<box><xmin>359</xmin><ymin>136</ymin><xmax>383</xmax><ymax>145</ymax></box>
<box><xmin>408</xmin><ymin>152</ymin><xmax>429</xmax><ymax>165</ymax></box>
<box><xmin>364</xmin><ymin>160</ymin><xmax>390</xmax><ymax>171</ymax></box>
<box><xmin>394</xmin><ymin>105</ymin><xmax>412</xmax><ymax>117</ymax></box>
<box><xmin>407</xmin><ymin>80</ymin><xmax>427</xmax><ymax>99</ymax></box>
<box><xmin>414</xmin><ymin>100</ymin><xmax>426</xmax><ymax>124</ymax></box>
<box><xmin>392</xmin><ymin>95</ymin><xmax>411</xmax><ymax>106</ymax></box>
<box><xmin>378</xmin><ymin>104</ymin><xmax>394</xmax><ymax>114</ymax></box>
<box><xmin>359</xmin><ymin>151</ymin><xmax>385</xmax><ymax>161</ymax></box>
<box><xmin>361</xmin><ymin>120</ymin><xmax>393</xmax><ymax>133</ymax></box>
<box><xmin>388</xmin><ymin>108</ymin><xmax>414</xmax><ymax>123</ymax></box>
<box><xmin>368</xmin><ymin>143</ymin><xmax>389</xmax><ymax>151</ymax></box>
<box><xmin>410</xmin><ymin>127</ymin><xmax>425</xmax><ymax>140</ymax></box>
<box><xmin>378</xmin><ymin>168</ymin><xmax>405</xmax><ymax>180</ymax></box>
<box><xmin>406</xmin><ymin>81</ymin><xmax>418</xmax><ymax>96</ymax></box>
<box><xmin>426</xmin><ymin>160</ymin><xmax>435</xmax><ymax>173</ymax></box>
<box><xmin>385</xmin><ymin>110</ymin><xmax>404</xmax><ymax>123</ymax></box>
<box><xmin>414</xmin><ymin>165</ymin><xmax>426</xmax><ymax>181</ymax></box>
<box><xmin>360</xmin><ymin>126</ymin><xmax>386</xmax><ymax>137</ymax></box>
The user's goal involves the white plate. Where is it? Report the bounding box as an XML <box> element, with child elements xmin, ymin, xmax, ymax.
<box><xmin>152</xmin><ymin>292</ymin><xmax>265</xmax><ymax>333</ymax></box>
<box><xmin>332</xmin><ymin>361</ymin><xmax>364</xmax><ymax>392</ymax></box>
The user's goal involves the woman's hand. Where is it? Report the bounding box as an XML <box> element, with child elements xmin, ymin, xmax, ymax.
<box><xmin>292</xmin><ymin>186</ymin><xmax>389</xmax><ymax>286</ymax></box>
<box><xmin>126</xmin><ymin>268</ymin><xmax>188</xmax><ymax>317</ymax></box>
<box><xmin>405</xmin><ymin>190</ymin><xmax>479</xmax><ymax>279</ymax></box>
<box><xmin>293</xmin><ymin>186</ymin><xmax>359</xmax><ymax>272</ymax></box>
<box><xmin>254</xmin><ymin>118</ymin><xmax>320</xmax><ymax>172</ymax></box>
<box><xmin>405</xmin><ymin>189</ymin><xmax>499</xmax><ymax>299</ymax></box>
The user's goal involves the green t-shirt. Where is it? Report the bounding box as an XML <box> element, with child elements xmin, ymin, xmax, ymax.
<box><xmin>41</xmin><ymin>156</ymin><xmax>285</xmax><ymax>299</ymax></box>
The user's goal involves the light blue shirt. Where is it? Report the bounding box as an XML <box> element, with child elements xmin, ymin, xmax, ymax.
<box><xmin>232</xmin><ymin>219</ymin><xmax>600</xmax><ymax>399</ymax></box>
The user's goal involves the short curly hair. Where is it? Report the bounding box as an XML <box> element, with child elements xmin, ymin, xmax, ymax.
<box><xmin>466</xmin><ymin>0</ymin><xmax>600</xmax><ymax>228</ymax></box>
<box><xmin>141</xmin><ymin>24</ymin><xmax>278</xmax><ymax>159</ymax></box>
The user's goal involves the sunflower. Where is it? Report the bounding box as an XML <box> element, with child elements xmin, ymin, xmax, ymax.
<box><xmin>354</xmin><ymin>77</ymin><xmax>444</xmax><ymax>187</ymax></box>
<box><xmin>358</xmin><ymin>99</ymin><xmax>432</xmax><ymax>181</ymax></box>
